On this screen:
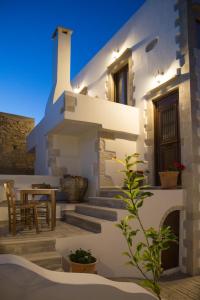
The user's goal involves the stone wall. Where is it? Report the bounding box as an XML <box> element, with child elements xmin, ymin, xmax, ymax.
<box><xmin>0</xmin><ymin>112</ymin><xmax>35</xmax><ymax>174</ymax></box>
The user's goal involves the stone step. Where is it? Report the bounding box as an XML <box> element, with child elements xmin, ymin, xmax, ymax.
<box><xmin>88</xmin><ymin>197</ymin><xmax>126</xmax><ymax>209</ymax></box>
<box><xmin>99</xmin><ymin>189</ymin><xmax>124</xmax><ymax>198</ymax></box>
<box><xmin>0</xmin><ymin>238</ymin><xmax>56</xmax><ymax>255</ymax></box>
<box><xmin>75</xmin><ymin>204</ymin><xmax>118</xmax><ymax>221</ymax></box>
<box><xmin>63</xmin><ymin>211</ymin><xmax>102</xmax><ymax>233</ymax></box>
<box><xmin>23</xmin><ymin>251</ymin><xmax>63</xmax><ymax>271</ymax></box>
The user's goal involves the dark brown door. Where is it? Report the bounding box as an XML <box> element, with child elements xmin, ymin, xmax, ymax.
<box><xmin>154</xmin><ymin>91</ymin><xmax>181</xmax><ymax>185</ymax></box>
<box><xmin>161</xmin><ymin>210</ymin><xmax>180</xmax><ymax>270</ymax></box>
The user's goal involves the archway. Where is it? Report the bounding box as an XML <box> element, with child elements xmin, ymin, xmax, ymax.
<box><xmin>161</xmin><ymin>210</ymin><xmax>180</xmax><ymax>270</ymax></box>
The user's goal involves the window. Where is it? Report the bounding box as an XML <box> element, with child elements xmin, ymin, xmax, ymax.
<box><xmin>196</xmin><ymin>19</ymin><xmax>200</xmax><ymax>49</ymax></box>
<box><xmin>113</xmin><ymin>64</ymin><xmax>128</xmax><ymax>105</ymax></box>
<box><xmin>145</xmin><ymin>38</ymin><xmax>158</xmax><ymax>53</ymax></box>
<box><xmin>107</xmin><ymin>48</ymin><xmax>134</xmax><ymax>106</ymax></box>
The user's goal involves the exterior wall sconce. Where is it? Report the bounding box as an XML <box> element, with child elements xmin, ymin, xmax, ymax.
<box><xmin>155</xmin><ymin>70</ymin><xmax>164</xmax><ymax>84</ymax></box>
<box><xmin>74</xmin><ymin>85</ymin><xmax>80</xmax><ymax>93</ymax></box>
<box><xmin>112</xmin><ymin>48</ymin><xmax>120</xmax><ymax>60</ymax></box>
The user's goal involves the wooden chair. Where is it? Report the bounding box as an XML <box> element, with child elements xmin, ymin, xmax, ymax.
<box><xmin>31</xmin><ymin>184</ymin><xmax>50</xmax><ymax>227</ymax></box>
<box><xmin>3</xmin><ymin>181</ymin><xmax>39</xmax><ymax>236</ymax></box>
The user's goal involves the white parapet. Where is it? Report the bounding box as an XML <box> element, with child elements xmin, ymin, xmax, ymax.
<box><xmin>63</xmin><ymin>92</ymin><xmax>139</xmax><ymax>136</ymax></box>
<box><xmin>0</xmin><ymin>254</ymin><xmax>156</xmax><ymax>300</ymax></box>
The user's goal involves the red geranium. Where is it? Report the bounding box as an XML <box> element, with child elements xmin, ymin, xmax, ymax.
<box><xmin>173</xmin><ymin>161</ymin><xmax>185</xmax><ymax>171</ymax></box>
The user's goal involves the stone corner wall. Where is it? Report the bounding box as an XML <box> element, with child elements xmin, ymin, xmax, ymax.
<box><xmin>0</xmin><ymin>112</ymin><xmax>35</xmax><ymax>175</ymax></box>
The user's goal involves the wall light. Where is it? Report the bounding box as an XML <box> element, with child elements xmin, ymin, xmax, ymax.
<box><xmin>155</xmin><ymin>70</ymin><xmax>164</xmax><ymax>84</ymax></box>
<box><xmin>73</xmin><ymin>85</ymin><xmax>80</xmax><ymax>94</ymax></box>
<box><xmin>112</xmin><ymin>48</ymin><xmax>120</xmax><ymax>60</ymax></box>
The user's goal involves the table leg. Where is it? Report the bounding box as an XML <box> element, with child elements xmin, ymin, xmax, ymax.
<box><xmin>51</xmin><ymin>191</ymin><xmax>56</xmax><ymax>230</ymax></box>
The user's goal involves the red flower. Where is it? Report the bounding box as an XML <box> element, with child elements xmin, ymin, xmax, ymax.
<box><xmin>173</xmin><ymin>161</ymin><xmax>185</xmax><ymax>171</ymax></box>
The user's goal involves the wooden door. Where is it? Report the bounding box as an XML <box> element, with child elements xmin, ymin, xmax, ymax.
<box><xmin>154</xmin><ymin>91</ymin><xmax>181</xmax><ymax>185</ymax></box>
<box><xmin>161</xmin><ymin>210</ymin><xmax>180</xmax><ymax>270</ymax></box>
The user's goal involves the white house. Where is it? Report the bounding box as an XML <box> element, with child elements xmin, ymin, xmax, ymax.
<box><xmin>27</xmin><ymin>0</ymin><xmax>200</xmax><ymax>276</ymax></box>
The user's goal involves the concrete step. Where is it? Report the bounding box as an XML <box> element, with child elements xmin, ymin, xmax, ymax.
<box><xmin>63</xmin><ymin>211</ymin><xmax>102</xmax><ymax>233</ymax></box>
<box><xmin>23</xmin><ymin>251</ymin><xmax>63</xmax><ymax>271</ymax></box>
<box><xmin>75</xmin><ymin>204</ymin><xmax>118</xmax><ymax>221</ymax></box>
<box><xmin>88</xmin><ymin>197</ymin><xmax>126</xmax><ymax>209</ymax></box>
<box><xmin>0</xmin><ymin>239</ymin><xmax>56</xmax><ymax>255</ymax></box>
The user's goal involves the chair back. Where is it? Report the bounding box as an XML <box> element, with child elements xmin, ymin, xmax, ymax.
<box><xmin>3</xmin><ymin>181</ymin><xmax>16</xmax><ymax>212</ymax></box>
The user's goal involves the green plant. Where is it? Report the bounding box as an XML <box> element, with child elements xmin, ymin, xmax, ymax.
<box><xmin>115</xmin><ymin>153</ymin><xmax>177</xmax><ymax>300</ymax></box>
<box><xmin>69</xmin><ymin>248</ymin><xmax>96</xmax><ymax>264</ymax></box>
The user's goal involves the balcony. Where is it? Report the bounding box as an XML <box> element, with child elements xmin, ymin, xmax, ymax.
<box><xmin>62</xmin><ymin>91</ymin><xmax>139</xmax><ymax>137</ymax></box>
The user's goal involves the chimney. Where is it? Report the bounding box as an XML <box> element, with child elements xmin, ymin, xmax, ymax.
<box><xmin>51</xmin><ymin>27</ymin><xmax>73</xmax><ymax>102</ymax></box>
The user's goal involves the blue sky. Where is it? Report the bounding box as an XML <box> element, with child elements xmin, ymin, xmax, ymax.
<box><xmin>0</xmin><ymin>0</ymin><xmax>145</xmax><ymax>124</ymax></box>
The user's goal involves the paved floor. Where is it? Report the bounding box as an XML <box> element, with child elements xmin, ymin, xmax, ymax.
<box><xmin>160</xmin><ymin>276</ymin><xmax>200</xmax><ymax>300</ymax></box>
<box><xmin>0</xmin><ymin>220</ymin><xmax>90</xmax><ymax>241</ymax></box>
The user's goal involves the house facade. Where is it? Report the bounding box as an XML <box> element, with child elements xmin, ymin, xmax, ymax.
<box><xmin>28</xmin><ymin>0</ymin><xmax>200</xmax><ymax>275</ymax></box>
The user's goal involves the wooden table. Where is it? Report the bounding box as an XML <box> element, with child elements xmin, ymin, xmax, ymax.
<box><xmin>20</xmin><ymin>189</ymin><xmax>58</xmax><ymax>230</ymax></box>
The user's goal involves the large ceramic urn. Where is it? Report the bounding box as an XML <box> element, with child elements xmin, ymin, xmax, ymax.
<box><xmin>60</xmin><ymin>175</ymin><xmax>88</xmax><ymax>203</ymax></box>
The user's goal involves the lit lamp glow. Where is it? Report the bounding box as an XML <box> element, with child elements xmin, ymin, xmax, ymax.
<box><xmin>73</xmin><ymin>85</ymin><xmax>80</xmax><ymax>93</ymax></box>
<box><xmin>112</xmin><ymin>48</ymin><xmax>120</xmax><ymax>60</ymax></box>
<box><xmin>155</xmin><ymin>70</ymin><xmax>164</xmax><ymax>84</ymax></box>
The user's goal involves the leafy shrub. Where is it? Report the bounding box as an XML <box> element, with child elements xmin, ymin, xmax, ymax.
<box><xmin>115</xmin><ymin>153</ymin><xmax>177</xmax><ymax>300</ymax></box>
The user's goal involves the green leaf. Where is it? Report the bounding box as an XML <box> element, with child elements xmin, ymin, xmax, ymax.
<box><xmin>122</xmin><ymin>251</ymin><xmax>131</xmax><ymax>258</ymax></box>
<box><xmin>136</xmin><ymin>199</ymin><xmax>143</xmax><ymax>208</ymax></box>
<box><xmin>115</xmin><ymin>158</ymin><xmax>125</xmax><ymax>166</ymax></box>
<box><xmin>141</xmin><ymin>279</ymin><xmax>155</xmax><ymax>290</ymax></box>
<box><xmin>115</xmin><ymin>194</ymin><xmax>124</xmax><ymax>199</ymax></box>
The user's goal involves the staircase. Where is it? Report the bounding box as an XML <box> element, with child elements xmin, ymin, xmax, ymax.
<box><xmin>63</xmin><ymin>194</ymin><xmax>125</xmax><ymax>233</ymax></box>
<box><xmin>0</xmin><ymin>190</ymin><xmax>125</xmax><ymax>270</ymax></box>
<box><xmin>0</xmin><ymin>238</ymin><xmax>63</xmax><ymax>271</ymax></box>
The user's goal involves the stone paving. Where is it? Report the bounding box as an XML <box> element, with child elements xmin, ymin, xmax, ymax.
<box><xmin>0</xmin><ymin>220</ymin><xmax>89</xmax><ymax>241</ymax></box>
<box><xmin>160</xmin><ymin>276</ymin><xmax>200</xmax><ymax>300</ymax></box>
<box><xmin>112</xmin><ymin>275</ymin><xmax>200</xmax><ymax>299</ymax></box>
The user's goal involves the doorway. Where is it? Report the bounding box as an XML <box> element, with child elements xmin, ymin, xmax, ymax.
<box><xmin>161</xmin><ymin>210</ymin><xmax>180</xmax><ymax>270</ymax></box>
<box><xmin>154</xmin><ymin>91</ymin><xmax>181</xmax><ymax>185</ymax></box>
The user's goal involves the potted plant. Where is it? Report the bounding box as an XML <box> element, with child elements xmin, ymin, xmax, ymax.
<box><xmin>159</xmin><ymin>161</ymin><xmax>185</xmax><ymax>189</ymax></box>
<box><xmin>67</xmin><ymin>248</ymin><xmax>97</xmax><ymax>273</ymax></box>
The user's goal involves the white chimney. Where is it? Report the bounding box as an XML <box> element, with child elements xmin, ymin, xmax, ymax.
<box><xmin>51</xmin><ymin>26</ymin><xmax>73</xmax><ymax>102</ymax></box>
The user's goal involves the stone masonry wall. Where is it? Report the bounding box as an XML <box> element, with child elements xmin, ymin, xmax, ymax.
<box><xmin>0</xmin><ymin>112</ymin><xmax>35</xmax><ymax>174</ymax></box>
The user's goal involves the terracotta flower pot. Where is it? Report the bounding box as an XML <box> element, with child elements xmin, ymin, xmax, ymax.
<box><xmin>69</xmin><ymin>260</ymin><xmax>97</xmax><ymax>273</ymax></box>
<box><xmin>159</xmin><ymin>171</ymin><xmax>179</xmax><ymax>189</ymax></box>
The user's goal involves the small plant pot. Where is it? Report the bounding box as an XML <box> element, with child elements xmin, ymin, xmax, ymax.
<box><xmin>159</xmin><ymin>171</ymin><xmax>179</xmax><ymax>189</ymax></box>
<box><xmin>69</xmin><ymin>260</ymin><xmax>97</xmax><ymax>273</ymax></box>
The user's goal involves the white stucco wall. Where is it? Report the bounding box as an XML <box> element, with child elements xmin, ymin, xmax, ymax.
<box><xmin>52</xmin><ymin>130</ymin><xmax>99</xmax><ymax>196</ymax></box>
<box><xmin>72</xmin><ymin>0</ymin><xmax>179</xmax><ymax>164</ymax></box>
<box><xmin>101</xmin><ymin>138</ymin><xmax>137</xmax><ymax>188</ymax></box>
<box><xmin>54</xmin><ymin>134</ymin><xmax>81</xmax><ymax>176</ymax></box>
<box><xmin>73</xmin><ymin>0</ymin><xmax>179</xmax><ymax>98</ymax></box>
<box><xmin>79</xmin><ymin>129</ymin><xmax>99</xmax><ymax>196</ymax></box>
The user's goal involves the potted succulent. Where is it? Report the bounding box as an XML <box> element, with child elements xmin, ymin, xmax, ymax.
<box><xmin>67</xmin><ymin>248</ymin><xmax>97</xmax><ymax>273</ymax></box>
<box><xmin>159</xmin><ymin>161</ymin><xmax>185</xmax><ymax>189</ymax></box>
